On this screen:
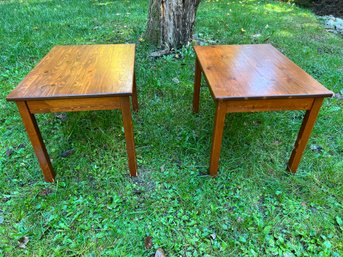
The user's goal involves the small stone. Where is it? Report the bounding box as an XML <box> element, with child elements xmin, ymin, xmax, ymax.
<box><xmin>155</xmin><ymin>248</ymin><xmax>166</xmax><ymax>257</ymax></box>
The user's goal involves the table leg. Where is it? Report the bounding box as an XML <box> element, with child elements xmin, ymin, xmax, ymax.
<box><xmin>132</xmin><ymin>72</ymin><xmax>139</xmax><ymax>112</ymax></box>
<box><xmin>288</xmin><ymin>98</ymin><xmax>324</xmax><ymax>172</ymax></box>
<box><xmin>121</xmin><ymin>97</ymin><xmax>137</xmax><ymax>176</ymax></box>
<box><xmin>193</xmin><ymin>57</ymin><xmax>202</xmax><ymax>113</ymax></box>
<box><xmin>16</xmin><ymin>101</ymin><xmax>55</xmax><ymax>182</ymax></box>
<box><xmin>209</xmin><ymin>101</ymin><xmax>226</xmax><ymax>177</ymax></box>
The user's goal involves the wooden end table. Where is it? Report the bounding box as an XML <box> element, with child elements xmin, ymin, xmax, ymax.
<box><xmin>6</xmin><ymin>44</ymin><xmax>139</xmax><ymax>182</ymax></box>
<box><xmin>192</xmin><ymin>44</ymin><xmax>333</xmax><ymax>177</ymax></box>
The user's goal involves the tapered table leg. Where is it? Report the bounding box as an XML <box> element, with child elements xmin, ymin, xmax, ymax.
<box><xmin>209</xmin><ymin>101</ymin><xmax>226</xmax><ymax>177</ymax></box>
<box><xmin>193</xmin><ymin>58</ymin><xmax>202</xmax><ymax>113</ymax></box>
<box><xmin>288</xmin><ymin>98</ymin><xmax>324</xmax><ymax>172</ymax></box>
<box><xmin>121</xmin><ymin>97</ymin><xmax>137</xmax><ymax>176</ymax></box>
<box><xmin>16</xmin><ymin>101</ymin><xmax>55</xmax><ymax>182</ymax></box>
<box><xmin>132</xmin><ymin>72</ymin><xmax>139</xmax><ymax>112</ymax></box>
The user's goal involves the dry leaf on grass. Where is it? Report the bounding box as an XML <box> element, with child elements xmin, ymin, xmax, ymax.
<box><xmin>144</xmin><ymin>236</ymin><xmax>153</xmax><ymax>249</ymax></box>
<box><xmin>55</xmin><ymin>113</ymin><xmax>68</xmax><ymax>121</ymax></box>
<box><xmin>18</xmin><ymin>236</ymin><xmax>29</xmax><ymax>249</ymax></box>
<box><xmin>6</xmin><ymin>148</ymin><xmax>14</xmax><ymax>157</ymax></box>
<box><xmin>16</xmin><ymin>143</ymin><xmax>26</xmax><ymax>149</ymax></box>
<box><xmin>39</xmin><ymin>188</ymin><xmax>53</xmax><ymax>196</ymax></box>
<box><xmin>210</xmin><ymin>233</ymin><xmax>216</xmax><ymax>240</ymax></box>
<box><xmin>60</xmin><ymin>149</ymin><xmax>75</xmax><ymax>158</ymax></box>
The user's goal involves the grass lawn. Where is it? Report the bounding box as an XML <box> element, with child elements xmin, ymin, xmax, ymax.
<box><xmin>0</xmin><ymin>0</ymin><xmax>342</xmax><ymax>256</ymax></box>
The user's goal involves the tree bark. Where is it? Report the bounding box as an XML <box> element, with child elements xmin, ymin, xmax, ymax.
<box><xmin>145</xmin><ymin>0</ymin><xmax>201</xmax><ymax>50</ymax></box>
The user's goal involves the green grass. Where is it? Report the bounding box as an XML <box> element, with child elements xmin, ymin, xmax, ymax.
<box><xmin>0</xmin><ymin>0</ymin><xmax>342</xmax><ymax>256</ymax></box>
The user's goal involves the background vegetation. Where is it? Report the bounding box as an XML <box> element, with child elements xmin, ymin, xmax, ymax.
<box><xmin>0</xmin><ymin>0</ymin><xmax>342</xmax><ymax>256</ymax></box>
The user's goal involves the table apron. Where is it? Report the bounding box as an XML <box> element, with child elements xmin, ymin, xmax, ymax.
<box><xmin>223</xmin><ymin>98</ymin><xmax>314</xmax><ymax>113</ymax></box>
<box><xmin>26</xmin><ymin>96</ymin><xmax>126</xmax><ymax>114</ymax></box>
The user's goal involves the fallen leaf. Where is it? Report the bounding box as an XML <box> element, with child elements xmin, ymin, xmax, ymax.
<box><xmin>150</xmin><ymin>49</ymin><xmax>170</xmax><ymax>58</ymax></box>
<box><xmin>155</xmin><ymin>248</ymin><xmax>166</xmax><ymax>257</ymax></box>
<box><xmin>138</xmin><ymin>37</ymin><xmax>145</xmax><ymax>42</ymax></box>
<box><xmin>160</xmin><ymin>164</ymin><xmax>166</xmax><ymax>172</ymax></box>
<box><xmin>144</xmin><ymin>236</ymin><xmax>153</xmax><ymax>249</ymax></box>
<box><xmin>60</xmin><ymin>149</ymin><xmax>75</xmax><ymax>158</ymax></box>
<box><xmin>6</xmin><ymin>148</ymin><xmax>14</xmax><ymax>157</ymax></box>
<box><xmin>210</xmin><ymin>233</ymin><xmax>216</xmax><ymax>240</ymax></box>
<box><xmin>240</xmin><ymin>28</ymin><xmax>246</xmax><ymax>33</ymax></box>
<box><xmin>16</xmin><ymin>143</ymin><xmax>26</xmax><ymax>150</ymax></box>
<box><xmin>55</xmin><ymin>113</ymin><xmax>68</xmax><ymax>121</ymax></box>
<box><xmin>39</xmin><ymin>188</ymin><xmax>53</xmax><ymax>196</ymax></box>
<box><xmin>2</xmin><ymin>196</ymin><xmax>10</xmax><ymax>202</ymax></box>
<box><xmin>18</xmin><ymin>236</ymin><xmax>29</xmax><ymax>249</ymax></box>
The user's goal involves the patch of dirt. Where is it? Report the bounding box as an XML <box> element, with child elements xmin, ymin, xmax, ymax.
<box><xmin>312</xmin><ymin>0</ymin><xmax>343</xmax><ymax>18</ymax></box>
<box><xmin>294</xmin><ymin>0</ymin><xmax>343</xmax><ymax>18</ymax></box>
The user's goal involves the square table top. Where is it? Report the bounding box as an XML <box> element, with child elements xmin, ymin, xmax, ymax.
<box><xmin>194</xmin><ymin>44</ymin><xmax>333</xmax><ymax>100</ymax></box>
<box><xmin>7</xmin><ymin>44</ymin><xmax>135</xmax><ymax>101</ymax></box>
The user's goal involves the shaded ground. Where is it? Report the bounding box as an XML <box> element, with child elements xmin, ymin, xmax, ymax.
<box><xmin>296</xmin><ymin>0</ymin><xmax>343</xmax><ymax>18</ymax></box>
<box><xmin>313</xmin><ymin>0</ymin><xmax>343</xmax><ymax>18</ymax></box>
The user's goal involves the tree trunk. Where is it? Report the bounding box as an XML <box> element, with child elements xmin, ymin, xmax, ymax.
<box><xmin>145</xmin><ymin>0</ymin><xmax>201</xmax><ymax>50</ymax></box>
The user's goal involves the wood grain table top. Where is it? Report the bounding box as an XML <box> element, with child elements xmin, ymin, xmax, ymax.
<box><xmin>7</xmin><ymin>44</ymin><xmax>136</xmax><ymax>101</ymax></box>
<box><xmin>194</xmin><ymin>44</ymin><xmax>333</xmax><ymax>100</ymax></box>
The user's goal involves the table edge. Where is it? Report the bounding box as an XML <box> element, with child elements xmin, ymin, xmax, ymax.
<box><xmin>212</xmin><ymin>93</ymin><xmax>334</xmax><ymax>101</ymax></box>
<box><xmin>6</xmin><ymin>92</ymin><xmax>132</xmax><ymax>102</ymax></box>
